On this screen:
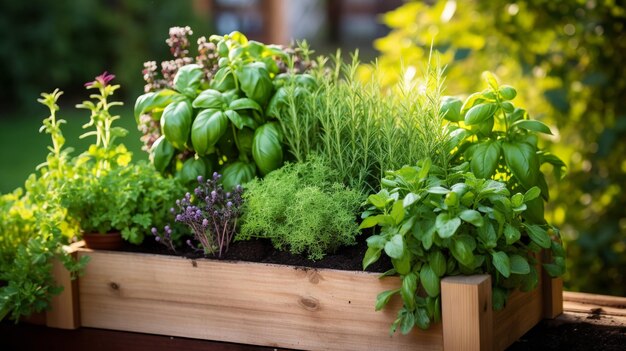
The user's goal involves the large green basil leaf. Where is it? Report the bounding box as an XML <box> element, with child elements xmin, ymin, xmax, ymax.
<box><xmin>440</xmin><ymin>96</ymin><xmax>463</xmax><ymax>122</ymax></box>
<box><xmin>192</xmin><ymin>89</ymin><xmax>226</xmax><ymax>109</ymax></box>
<box><xmin>220</xmin><ymin>160</ymin><xmax>257</xmax><ymax>190</ymax></box>
<box><xmin>266</xmin><ymin>87</ymin><xmax>288</xmax><ymax>118</ymax></box>
<box><xmin>375</xmin><ymin>289</ymin><xmax>400</xmax><ymax>311</ymax></box>
<box><xmin>392</xmin><ymin>251</ymin><xmax>412</xmax><ymax>275</ymax></box>
<box><xmin>513</xmin><ymin>120</ymin><xmax>553</xmax><ymax>135</ymax></box>
<box><xmin>502</xmin><ymin>141</ymin><xmax>539</xmax><ymax>190</ymax></box>
<box><xmin>459</xmin><ymin>209</ymin><xmax>484</xmax><ymax>227</ymax></box>
<box><xmin>491</xmin><ymin>251</ymin><xmax>511</xmax><ymax>278</ymax></box>
<box><xmin>236</xmin><ymin>127</ymin><xmax>255</xmax><ymax>155</ymax></box>
<box><xmin>363</xmin><ymin>247</ymin><xmax>382</xmax><ymax>270</ymax></box>
<box><xmin>210</xmin><ymin>67</ymin><xmax>236</xmax><ymax>92</ymax></box>
<box><xmin>420</xmin><ymin>264</ymin><xmax>440</xmax><ymax>297</ymax></box>
<box><xmin>160</xmin><ymin>100</ymin><xmax>193</xmax><ymax>150</ymax></box>
<box><xmin>435</xmin><ymin>212</ymin><xmax>461</xmax><ymax>238</ymax></box>
<box><xmin>499</xmin><ymin>85</ymin><xmax>517</xmax><ymax>100</ymax></box>
<box><xmin>503</xmin><ymin>223</ymin><xmax>521</xmax><ymax>245</ymax></box>
<box><xmin>470</xmin><ymin>140</ymin><xmax>501</xmax><ymax>179</ymax></box>
<box><xmin>401</xmin><ymin>273</ymin><xmax>418</xmax><ymax>311</ymax></box>
<box><xmin>191</xmin><ymin>109</ymin><xmax>228</xmax><ymax>156</ymax></box>
<box><xmin>429</xmin><ymin>251</ymin><xmax>447</xmax><ymax>277</ymax></box>
<box><xmin>524</xmin><ymin>196</ymin><xmax>546</xmax><ymax>224</ymax></box>
<box><xmin>384</xmin><ymin>234</ymin><xmax>404</xmax><ymax>259</ymax></box>
<box><xmin>229</xmin><ymin>97</ymin><xmax>263</xmax><ymax>113</ymax></box>
<box><xmin>450</xmin><ymin>235</ymin><xmax>476</xmax><ymax>267</ymax></box>
<box><xmin>179</xmin><ymin>157</ymin><xmax>211</xmax><ymax>186</ymax></box>
<box><xmin>509</xmin><ymin>254</ymin><xmax>530</xmax><ymax>275</ymax></box>
<box><xmin>134</xmin><ymin>89</ymin><xmax>183</xmax><ymax>122</ymax></box>
<box><xmin>524</xmin><ymin>223</ymin><xmax>551</xmax><ymax>248</ymax></box>
<box><xmin>252</xmin><ymin>122</ymin><xmax>283</xmax><ymax>175</ymax></box>
<box><xmin>174</xmin><ymin>64</ymin><xmax>204</xmax><ymax>98</ymax></box>
<box><xmin>461</xmin><ymin>92</ymin><xmax>488</xmax><ymax>113</ymax></box>
<box><xmin>464</xmin><ymin>103</ymin><xmax>496</xmax><ymax>125</ymax></box>
<box><xmin>235</xmin><ymin>62</ymin><xmax>273</xmax><ymax>106</ymax></box>
<box><xmin>150</xmin><ymin>135</ymin><xmax>175</xmax><ymax>173</ymax></box>
<box><xmin>225</xmin><ymin>110</ymin><xmax>256</xmax><ymax>130</ymax></box>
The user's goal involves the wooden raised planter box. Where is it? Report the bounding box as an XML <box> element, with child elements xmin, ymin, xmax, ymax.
<box><xmin>46</xmin><ymin>246</ymin><xmax>562</xmax><ymax>351</ymax></box>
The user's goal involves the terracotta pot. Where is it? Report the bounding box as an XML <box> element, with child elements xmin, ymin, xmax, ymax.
<box><xmin>83</xmin><ymin>232</ymin><xmax>123</xmax><ymax>250</ymax></box>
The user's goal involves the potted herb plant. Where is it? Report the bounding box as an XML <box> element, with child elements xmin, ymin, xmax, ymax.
<box><xmin>58</xmin><ymin>72</ymin><xmax>183</xmax><ymax>249</ymax></box>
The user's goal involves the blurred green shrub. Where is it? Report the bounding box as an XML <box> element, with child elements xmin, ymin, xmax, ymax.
<box><xmin>0</xmin><ymin>0</ymin><xmax>212</xmax><ymax>112</ymax></box>
<box><xmin>371</xmin><ymin>0</ymin><xmax>626</xmax><ymax>296</ymax></box>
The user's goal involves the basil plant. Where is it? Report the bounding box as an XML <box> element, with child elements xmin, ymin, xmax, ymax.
<box><xmin>362</xmin><ymin>75</ymin><xmax>566</xmax><ymax>334</ymax></box>
<box><xmin>134</xmin><ymin>31</ymin><xmax>315</xmax><ymax>189</ymax></box>
<box><xmin>361</xmin><ymin>160</ymin><xmax>565</xmax><ymax>335</ymax></box>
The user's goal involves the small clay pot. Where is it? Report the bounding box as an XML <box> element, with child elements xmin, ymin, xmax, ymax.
<box><xmin>83</xmin><ymin>232</ymin><xmax>123</xmax><ymax>250</ymax></box>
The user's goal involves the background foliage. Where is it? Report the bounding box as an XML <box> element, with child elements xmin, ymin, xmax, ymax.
<box><xmin>0</xmin><ymin>0</ymin><xmax>212</xmax><ymax>113</ymax></box>
<box><xmin>372</xmin><ymin>0</ymin><xmax>626</xmax><ymax>296</ymax></box>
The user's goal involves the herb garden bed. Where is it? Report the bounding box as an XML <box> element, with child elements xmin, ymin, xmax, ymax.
<box><xmin>44</xmin><ymin>244</ymin><xmax>562</xmax><ymax>351</ymax></box>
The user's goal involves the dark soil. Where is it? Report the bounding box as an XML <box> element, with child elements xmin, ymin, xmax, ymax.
<box><xmin>508</xmin><ymin>320</ymin><xmax>626</xmax><ymax>351</ymax></box>
<box><xmin>120</xmin><ymin>230</ymin><xmax>392</xmax><ymax>273</ymax></box>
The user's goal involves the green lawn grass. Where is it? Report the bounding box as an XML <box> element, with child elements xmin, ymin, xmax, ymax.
<box><xmin>0</xmin><ymin>103</ymin><xmax>147</xmax><ymax>194</ymax></box>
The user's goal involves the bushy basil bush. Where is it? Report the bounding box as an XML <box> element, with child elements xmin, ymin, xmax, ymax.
<box><xmin>135</xmin><ymin>29</ymin><xmax>316</xmax><ymax>190</ymax></box>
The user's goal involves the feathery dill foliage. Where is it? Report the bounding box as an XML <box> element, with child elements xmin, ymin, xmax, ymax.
<box><xmin>237</xmin><ymin>157</ymin><xmax>363</xmax><ymax>261</ymax></box>
<box><xmin>276</xmin><ymin>51</ymin><xmax>449</xmax><ymax>194</ymax></box>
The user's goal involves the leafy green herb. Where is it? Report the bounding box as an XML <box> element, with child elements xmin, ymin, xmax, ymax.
<box><xmin>135</xmin><ymin>29</ymin><xmax>316</xmax><ymax>189</ymax></box>
<box><xmin>237</xmin><ymin>157</ymin><xmax>363</xmax><ymax>260</ymax></box>
<box><xmin>362</xmin><ymin>158</ymin><xmax>564</xmax><ymax>333</ymax></box>
<box><xmin>273</xmin><ymin>52</ymin><xmax>449</xmax><ymax>195</ymax></box>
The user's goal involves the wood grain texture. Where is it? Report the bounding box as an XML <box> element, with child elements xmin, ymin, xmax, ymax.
<box><xmin>77</xmin><ymin>250</ymin><xmax>442</xmax><ymax>351</ymax></box>
<box><xmin>563</xmin><ymin>291</ymin><xmax>626</xmax><ymax>309</ymax></box>
<box><xmin>541</xmin><ymin>250</ymin><xmax>564</xmax><ymax>319</ymax></box>
<box><xmin>441</xmin><ymin>275</ymin><xmax>493</xmax><ymax>351</ymax></box>
<box><xmin>46</xmin><ymin>242</ymin><xmax>84</xmax><ymax>329</ymax></box>
<box><xmin>492</xmin><ymin>277</ymin><xmax>544</xmax><ymax>351</ymax></box>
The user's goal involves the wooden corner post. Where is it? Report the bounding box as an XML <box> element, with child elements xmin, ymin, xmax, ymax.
<box><xmin>541</xmin><ymin>250</ymin><xmax>563</xmax><ymax>319</ymax></box>
<box><xmin>441</xmin><ymin>275</ymin><xmax>493</xmax><ymax>351</ymax></box>
<box><xmin>45</xmin><ymin>243</ymin><xmax>82</xmax><ymax>329</ymax></box>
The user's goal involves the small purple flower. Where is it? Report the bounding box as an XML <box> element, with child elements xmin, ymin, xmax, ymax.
<box><xmin>151</xmin><ymin>227</ymin><xmax>158</xmax><ymax>235</ymax></box>
<box><xmin>202</xmin><ymin>218</ymin><xmax>209</xmax><ymax>227</ymax></box>
<box><xmin>85</xmin><ymin>71</ymin><xmax>116</xmax><ymax>87</ymax></box>
<box><xmin>155</xmin><ymin>236</ymin><xmax>161</xmax><ymax>242</ymax></box>
<box><xmin>213</xmin><ymin>172</ymin><xmax>219</xmax><ymax>180</ymax></box>
<box><xmin>226</xmin><ymin>201</ymin><xmax>233</xmax><ymax>208</ymax></box>
<box><xmin>197</xmin><ymin>175</ymin><xmax>204</xmax><ymax>183</ymax></box>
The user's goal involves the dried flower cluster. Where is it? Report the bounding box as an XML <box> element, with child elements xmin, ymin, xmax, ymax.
<box><xmin>154</xmin><ymin>173</ymin><xmax>243</xmax><ymax>258</ymax></box>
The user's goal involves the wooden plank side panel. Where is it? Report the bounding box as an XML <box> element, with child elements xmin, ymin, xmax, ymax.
<box><xmin>492</xmin><ymin>278</ymin><xmax>543</xmax><ymax>351</ymax></box>
<box><xmin>441</xmin><ymin>275</ymin><xmax>493</xmax><ymax>351</ymax></box>
<box><xmin>77</xmin><ymin>250</ymin><xmax>442</xmax><ymax>351</ymax></box>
